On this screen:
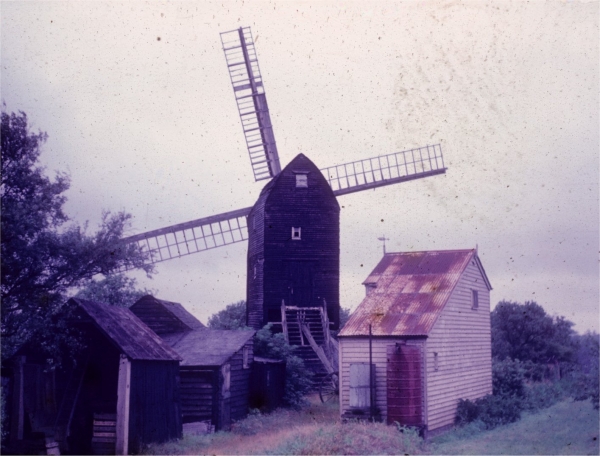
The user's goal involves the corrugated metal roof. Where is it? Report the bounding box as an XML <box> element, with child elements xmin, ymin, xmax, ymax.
<box><xmin>339</xmin><ymin>249</ymin><xmax>488</xmax><ymax>337</ymax></box>
<box><xmin>70</xmin><ymin>298</ymin><xmax>182</xmax><ymax>361</ymax></box>
<box><xmin>163</xmin><ymin>329</ymin><xmax>255</xmax><ymax>366</ymax></box>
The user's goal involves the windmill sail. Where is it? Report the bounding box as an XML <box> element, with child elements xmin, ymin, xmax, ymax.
<box><xmin>120</xmin><ymin>207</ymin><xmax>251</xmax><ymax>265</ymax></box>
<box><xmin>321</xmin><ymin>144</ymin><xmax>446</xmax><ymax>197</ymax></box>
<box><xmin>122</xmin><ymin>145</ymin><xmax>445</xmax><ymax>266</ymax></box>
<box><xmin>221</xmin><ymin>27</ymin><xmax>281</xmax><ymax>181</ymax></box>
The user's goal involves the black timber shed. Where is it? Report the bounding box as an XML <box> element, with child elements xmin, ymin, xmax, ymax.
<box><xmin>247</xmin><ymin>153</ymin><xmax>340</xmax><ymax>330</ymax></box>
<box><xmin>7</xmin><ymin>298</ymin><xmax>182</xmax><ymax>455</ymax></box>
<box><xmin>162</xmin><ymin>329</ymin><xmax>255</xmax><ymax>431</ymax></box>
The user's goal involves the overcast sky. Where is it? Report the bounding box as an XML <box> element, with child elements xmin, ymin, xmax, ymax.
<box><xmin>2</xmin><ymin>1</ymin><xmax>598</xmax><ymax>332</ymax></box>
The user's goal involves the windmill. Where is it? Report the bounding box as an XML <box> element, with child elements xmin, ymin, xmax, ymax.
<box><xmin>121</xmin><ymin>27</ymin><xmax>446</xmax><ymax>382</ymax></box>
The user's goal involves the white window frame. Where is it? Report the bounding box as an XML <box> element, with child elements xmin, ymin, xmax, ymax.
<box><xmin>295</xmin><ymin>173</ymin><xmax>308</xmax><ymax>188</ymax></box>
<box><xmin>471</xmin><ymin>289</ymin><xmax>479</xmax><ymax>310</ymax></box>
<box><xmin>291</xmin><ymin>227</ymin><xmax>301</xmax><ymax>240</ymax></box>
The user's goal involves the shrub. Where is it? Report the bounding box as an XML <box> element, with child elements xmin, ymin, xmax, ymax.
<box><xmin>521</xmin><ymin>381</ymin><xmax>564</xmax><ymax>412</ymax></box>
<box><xmin>254</xmin><ymin>324</ymin><xmax>313</xmax><ymax>409</ymax></box>
<box><xmin>455</xmin><ymin>398</ymin><xmax>481</xmax><ymax>426</ymax></box>
<box><xmin>455</xmin><ymin>394</ymin><xmax>522</xmax><ymax>430</ymax></box>
<box><xmin>492</xmin><ymin>358</ymin><xmax>525</xmax><ymax>398</ymax></box>
<box><xmin>477</xmin><ymin>394</ymin><xmax>522</xmax><ymax>428</ymax></box>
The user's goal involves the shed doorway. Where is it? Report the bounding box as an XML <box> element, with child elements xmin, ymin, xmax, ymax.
<box><xmin>386</xmin><ymin>344</ymin><xmax>423</xmax><ymax>426</ymax></box>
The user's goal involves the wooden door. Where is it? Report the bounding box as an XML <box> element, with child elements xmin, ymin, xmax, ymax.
<box><xmin>386</xmin><ymin>344</ymin><xmax>423</xmax><ymax>426</ymax></box>
<box><xmin>285</xmin><ymin>261</ymin><xmax>314</xmax><ymax>307</ymax></box>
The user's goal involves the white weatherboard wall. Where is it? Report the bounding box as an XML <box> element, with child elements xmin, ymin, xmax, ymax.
<box><xmin>425</xmin><ymin>258</ymin><xmax>492</xmax><ymax>432</ymax></box>
<box><xmin>339</xmin><ymin>256</ymin><xmax>492</xmax><ymax>433</ymax></box>
<box><xmin>338</xmin><ymin>338</ymin><xmax>425</xmax><ymax>423</ymax></box>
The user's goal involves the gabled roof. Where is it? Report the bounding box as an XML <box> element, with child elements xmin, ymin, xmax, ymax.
<box><xmin>338</xmin><ymin>249</ymin><xmax>492</xmax><ymax>338</ymax></box>
<box><xmin>69</xmin><ymin>298</ymin><xmax>181</xmax><ymax>361</ymax></box>
<box><xmin>162</xmin><ymin>329</ymin><xmax>255</xmax><ymax>366</ymax></box>
<box><xmin>250</xmin><ymin>153</ymin><xmax>339</xmax><ymax>219</ymax></box>
<box><xmin>130</xmin><ymin>295</ymin><xmax>205</xmax><ymax>335</ymax></box>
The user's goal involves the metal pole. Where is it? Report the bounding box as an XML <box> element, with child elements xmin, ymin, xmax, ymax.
<box><xmin>369</xmin><ymin>324</ymin><xmax>374</xmax><ymax>420</ymax></box>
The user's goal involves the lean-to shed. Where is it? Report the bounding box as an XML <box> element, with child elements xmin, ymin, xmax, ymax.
<box><xmin>338</xmin><ymin>249</ymin><xmax>493</xmax><ymax>437</ymax></box>
<box><xmin>7</xmin><ymin>298</ymin><xmax>182</xmax><ymax>455</ymax></box>
<box><xmin>130</xmin><ymin>295</ymin><xmax>256</xmax><ymax>431</ymax></box>
<box><xmin>162</xmin><ymin>329</ymin><xmax>255</xmax><ymax>431</ymax></box>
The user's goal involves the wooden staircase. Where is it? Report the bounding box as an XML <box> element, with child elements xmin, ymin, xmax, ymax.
<box><xmin>281</xmin><ymin>303</ymin><xmax>338</xmax><ymax>387</ymax></box>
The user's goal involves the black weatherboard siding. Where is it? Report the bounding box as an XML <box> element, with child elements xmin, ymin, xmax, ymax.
<box><xmin>247</xmin><ymin>154</ymin><xmax>340</xmax><ymax>330</ymax></box>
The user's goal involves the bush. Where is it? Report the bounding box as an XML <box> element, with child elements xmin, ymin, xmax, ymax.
<box><xmin>492</xmin><ymin>358</ymin><xmax>525</xmax><ymax>398</ymax></box>
<box><xmin>477</xmin><ymin>394</ymin><xmax>522</xmax><ymax>428</ymax></box>
<box><xmin>455</xmin><ymin>394</ymin><xmax>522</xmax><ymax>430</ymax></box>
<box><xmin>455</xmin><ymin>398</ymin><xmax>481</xmax><ymax>426</ymax></box>
<box><xmin>521</xmin><ymin>381</ymin><xmax>564</xmax><ymax>412</ymax></box>
<box><xmin>254</xmin><ymin>324</ymin><xmax>313</xmax><ymax>409</ymax></box>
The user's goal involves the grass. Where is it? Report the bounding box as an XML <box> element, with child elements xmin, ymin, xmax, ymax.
<box><xmin>144</xmin><ymin>396</ymin><xmax>598</xmax><ymax>455</ymax></box>
<box><xmin>428</xmin><ymin>399</ymin><xmax>599</xmax><ymax>455</ymax></box>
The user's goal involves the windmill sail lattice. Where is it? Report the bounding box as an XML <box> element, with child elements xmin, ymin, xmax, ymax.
<box><xmin>221</xmin><ymin>27</ymin><xmax>281</xmax><ymax>181</ymax></box>
<box><xmin>325</xmin><ymin>144</ymin><xmax>445</xmax><ymax>196</ymax></box>
<box><xmin>122</xmin><ymin>145</ymin><xmax>446</xmax><ymax>266</ymax></box>
<box><xmin>121</xmin><ymin>207</ymin><xmax>251</xmax><ymax>265</ymax></box>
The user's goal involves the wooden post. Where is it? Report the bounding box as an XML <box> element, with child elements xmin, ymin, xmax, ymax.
<box><xmin>301</xmin><ymin>324</ymin><xmax>335</xmax><ymax>374</ymax></box>
<box><xmin>280</xmin><ymin>300</ymin><xmax>288</xmax><ymax>342</ymax></box>
<box><xmin>10</xmin><ymin>356</ymin><xmax>25</xmax><ymax>443</ymax></box>
<box><xmin>115</xmin><ymin>355</ymin><xmax>131</xmax><ymax>455</ymax></box>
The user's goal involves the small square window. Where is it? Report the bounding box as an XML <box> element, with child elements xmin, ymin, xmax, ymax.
<box><xmin>292</xmin><ymin>227</ymin><xmax>301</xmax><ymax>240</ymax></box>
<box><xmin>295</xmin><ymin>174</ymin><xmax>308</xmax><ymax>188</ymax></box>
<box><xmin>472</xmin><ymin>290</ymin><xmax>479</xmax><ymax>310</ymax></box>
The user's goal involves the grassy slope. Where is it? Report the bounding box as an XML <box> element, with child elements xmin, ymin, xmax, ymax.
<box><xmin>428</xmin><ymin>399</ymin><xmax>599</xmax><ymax>455</ymax></box>
<box><xmin>144</xmin><ymin>397</ymin><xmax>598</xmax><ymax>455</ymax></box>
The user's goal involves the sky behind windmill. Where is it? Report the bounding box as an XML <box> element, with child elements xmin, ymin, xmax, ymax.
<box><xmin>2</xmin><ymin>1</ymin><xmax>598</xmax><ymax>332</ymax></box>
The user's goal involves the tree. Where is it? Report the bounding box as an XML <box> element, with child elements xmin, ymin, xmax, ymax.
<box><xmin>491</xmin><ymin>300</ymin><xmax>577</xmax><ymax>366</ymax></box>
<box><xmin>75</xmin><ymin>274</ymin><xmax>154</xmax><ymax>307</ymax></box>
<box><xmin>1</xmin><ymin>111</ymin><xmax>151</xmax><ymax>363</ymax></box>
<box><xmin>207</xmin><ymin>300</ymin><xmax>248</xmax><ymax>330</ymax></box>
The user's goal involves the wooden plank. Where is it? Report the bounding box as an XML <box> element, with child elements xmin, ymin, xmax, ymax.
<box><xmin>115</xmin><ymin>355</ymin><xmax>131</xmax><ymax>455</ymax></box>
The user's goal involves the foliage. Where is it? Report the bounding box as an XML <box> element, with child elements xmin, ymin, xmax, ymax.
<box><xmin>491</xmin><ymin>300</ymin><xmax>577</xmax><ymax>366</ymax></box>
<box><xmin>521</xmin><ymin>381</ymin><xmax>564</xmax><ymax>412</ymax></box>
<box><xmin>569</xmin><ymin>331</ymin><xmax>599</xmax><ymax>409</ymax></box>
<box><xmin>253</xmin><ymin>324</ymin><xmax>313</xmax><ymax>408</ymax></box>
<box><xmin>75</xmin><ymin>274</ymin><xmax>154</xmax><ymax>307</ymax></box>
<box><xmin>434</xmin><ymin>399</ymin><xmax>598</xmax><ymax>455</ymax></box>
<box><xmin>492</xmin><ymin>358</ymin><xmax>525</xmax><ymax>398</ymax></box>
<box><xmin>0</xmin><ymin>385</ymin><xmax>7</xmax><ymax>448</ymax></box>
<box><xmin>1</xmin><ymin>111</ymin><xmax>151</xmax><ymax>363</ymax></box>
<box><xmin>332</xmin><ymin>306</ymin><xmax>352</xmax><ymax>338</ymax></box>
<box><xmin>265</xmin><ymin>421</ymin><xmax>423</xmax><ymax>455</ymax></box>
<box><xmin>207</xmin><ymin>300</ymin><xmax>249</xmax><ymax>330</ymax></box>
<box><xmin>455</xmin><ymin>394</ymin><xmax>522</xmax><ymax>430</ymax></box>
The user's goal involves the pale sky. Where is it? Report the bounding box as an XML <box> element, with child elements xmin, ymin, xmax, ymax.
<box><xmin>2</xmin><ymin>0</ymin><xmax>598</xmax><ymax>332</ymax></box>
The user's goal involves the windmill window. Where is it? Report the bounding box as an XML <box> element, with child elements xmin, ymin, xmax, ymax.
<box><xmin>472</xmin><ymin>290</ymin><xmax>479</xmax><ymax>310</ymax></box>
<box><xmin>295</xmin><ymin>174</ymin><xmax>308</xmax><ymax>188</ymax></box>
<box><xmin>292</xmin><ymin>227</ymin><xmax>301</xmax><ymax>240</ymax></box>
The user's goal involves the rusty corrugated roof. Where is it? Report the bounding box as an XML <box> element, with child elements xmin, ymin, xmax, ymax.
<box><xmin>339</xmin><ymin>249</ymin><xmax>489</xmax><ymax>337</ymax></box>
